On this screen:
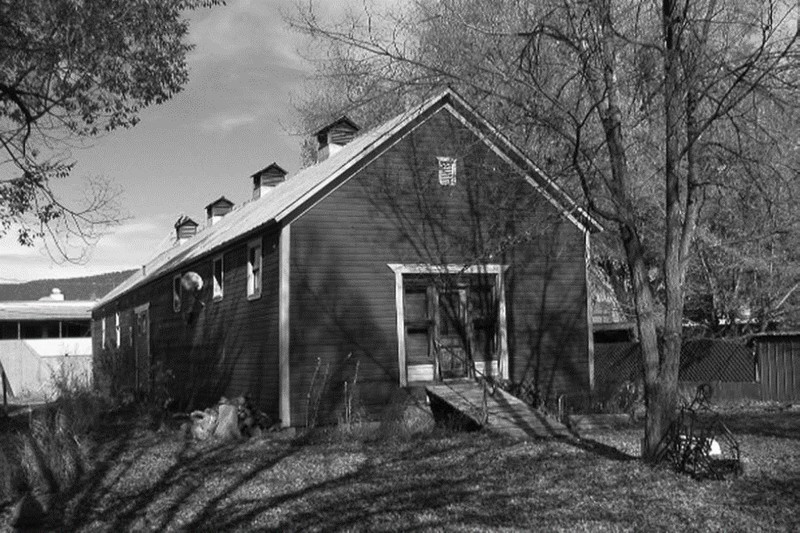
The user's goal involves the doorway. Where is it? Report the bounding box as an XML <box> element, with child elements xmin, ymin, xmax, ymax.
<box><xmin>134</xmin><ymin>304</ymin><xmax>151</xmax><ymax>395</ymax></box>
<box><xmin>401</xmin><ymin>273</ymin><xmax>500</xmax><ymax>382</ymax></box>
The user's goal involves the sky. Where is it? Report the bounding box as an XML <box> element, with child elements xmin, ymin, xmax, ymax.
<box><xmin>0</xmin><ymin>1</ymin><xmax>341</xmax><ymax>283</ymax></box>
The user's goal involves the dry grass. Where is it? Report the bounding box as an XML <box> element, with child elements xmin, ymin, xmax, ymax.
<box><xmin>0</xmin><ymin>379</ymin><xmax>108</xmax><ymax>510</ymax></box>
<box><xmin>2</xmin><ymin>404</ymin><xmax>799</xmax><ymax>532</ymax></box>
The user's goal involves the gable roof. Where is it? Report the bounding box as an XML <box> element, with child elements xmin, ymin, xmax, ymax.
<box><xmin>205</xmin><ymin>196</ymin><xmax>234</xmax><ymax>211</ymax></box>
<box><xmin>315</xmin><ymin>115</ymin><xmax>360</xmax><ymax>138</ymax></box>
<box><xmin>97</xmin><ymin>89</ymin><xmax>601</xmax><ymax>308</ymax></box>
<box><xmin>174</xmin><ymin>215</ymin><xmax>198</xmax><ymax>229</ymax></box>
<box><xmin>251</xmin><ymin>163</ymin><xmax>287</xmax><ymax>179</ymax></box>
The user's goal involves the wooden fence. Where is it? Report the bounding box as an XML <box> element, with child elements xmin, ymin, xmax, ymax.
<box><xmin>594</xmin><ymin>337</ymin><xmax>800</xmax><ymax>402</ymax></box>
<box><xmin>751</xmin><ymin>334</ymin><xmax>800</xmax><ymax>402</ymax></box>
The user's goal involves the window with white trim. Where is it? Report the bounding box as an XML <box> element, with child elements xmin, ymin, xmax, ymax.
<box><xmin>212</xmin><ymin>255</ymin><xmax>224</xmax><ymax>301</ymax></box>
<box><xmin>114</xmin><ymin>312</ymin><xmax>121</xmax><ymax>348</ymax></box>
<box><xmin>247</xmin><ymin>239</ymin><xmax>262</xmax><ymax>299</ymax></box>
<box><xmin>101</xmin><ymin>316</ymin><xmax>107</xmax><ymax>349</ymax></box>
<box><xmin>173</xmin><ymin>274</ymin><xmax>182</xmax><ymax>312</ymax></box>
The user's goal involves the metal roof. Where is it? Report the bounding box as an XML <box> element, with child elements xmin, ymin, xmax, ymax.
<box><xmin>0</xmin><ymin>301</ymin><xmax>94</xmax><ymax>321</ymax></box>
<box><xmin>748</xmin><ymin>331</ymin><xmax>800</xmax><ymax>340</ymax></box>
<box><xmin>97</xmin><ymin>89</ymin><xmax>601</xmax><ymax>308</ymax></box>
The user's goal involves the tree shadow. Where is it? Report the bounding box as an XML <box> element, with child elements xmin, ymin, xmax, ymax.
<box><xmin>714</xmin><ymin>410</ymin><xmax>800</xmax><ymax>440</ymax></box>
<box><xmin>52</xmin><ymin>408</ymin><xmax>296</xmax><ymax>531</ymax></box>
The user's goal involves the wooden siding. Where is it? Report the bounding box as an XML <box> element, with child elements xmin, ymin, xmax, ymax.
<box><xmin>289</xmin><ymin>108</ymin><xmax>589</xmax><ymax>425</ymax></box>
<box><xmin>92</xmin><ymin>227</ymin><xmax>281</xmax><ymax>418</ymax></box>
<box><xmin>755</xmin><ymin>336</ymin><xmax>800</xmax><ymax>401</ymax></box>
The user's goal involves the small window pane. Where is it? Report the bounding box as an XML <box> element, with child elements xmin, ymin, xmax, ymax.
<box><xmin>439</xmin><ymin>291</ymin><xmax>461</xmax><ymax>336</ymax></box>
<box><xmin>247</xmin><ymin>242</ymin><xmax>262</xmax><ymax>298</ymax></box>
<box><xmin>173</xmin><ymin>275</ymin><xmax>182</xmax><ymax>312</ymax></box>
<box><xmin>404</xmin><ymin>289</ymin><xmax>428</xmax><ymax>320</ymax></box>
<box><xmin>213</xmin><ymin>256</ymin><xmax>224</xmax><ymax>300</ymax></box>
<box><xmin>406</xmin><ymin>330</ymin><xmax>430</xmax><ymax>362</ymax></box>
<box><xmin>115</xmin><ymin>312</ymin><xmax>121</xmax><ymax>348</ymax></box>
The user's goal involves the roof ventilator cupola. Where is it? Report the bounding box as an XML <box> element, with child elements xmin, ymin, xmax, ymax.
<box><xmin>205</xmin><ymin>196</ymin><xmax>235</xmax><ymax>226</ymax></box>
<box><xmin>315</xmin><ymin>116</ymin><xmax>360</xmax><ymax>162</ymax></box>
<box><xmin>252</xmin><ymin>163</ymin><xmax>288</xmax><ymax>199</ymax></box>
<box><xmin>174</xmin><ymin>215</ymin><xmax>199</xmax><ymax>244</ymax></box>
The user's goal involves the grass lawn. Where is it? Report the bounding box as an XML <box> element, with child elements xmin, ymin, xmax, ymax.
<box><xmin>2</xmin><ymin>405</ymin><xmax>799</xmax><ymax>532</ymax></box>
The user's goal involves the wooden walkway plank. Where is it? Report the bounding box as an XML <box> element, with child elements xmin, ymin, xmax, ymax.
<box><xmin>425</xmin><ymin>381</ymin><xmax>572</xmax><ymax>440</ymax></box>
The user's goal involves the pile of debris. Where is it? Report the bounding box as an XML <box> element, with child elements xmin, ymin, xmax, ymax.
<box><xmin>186</xmin><ymin>395</ymin><xmax>276</xmax><ymax>441</ymax></box>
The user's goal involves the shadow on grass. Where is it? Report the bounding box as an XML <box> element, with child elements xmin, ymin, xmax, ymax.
<box><xmin>182</xmin><ymin>439</ymin><xmax>524</xmax><ymax>532</ymax></box>
<box><xmin>428</xmin><ymin>386</ymin><xmax>635</xmax><ymax>462</ymax></box>
<box><xmin>730</xmin><ymin>476</ymin><xmax>800</xmax><ymax>529</ymax></box>
<box><xmin>56</xmin><ymin>410</ymin><xmax>298</xmax><ymax>532</ymax></box>
<box><xmin>559</xmin><ymin>435</ymin><xmax>637</xmax><ymax>462</ymax></box>
<box><xmin>41</xmin><ymin>405</ymin><xmax>800</xmax><ymax>531</ymax></box>
<box><xmin>716</xmin><ymin>410</ymin><xmax>800</xmax><ymax>440</ymax></box>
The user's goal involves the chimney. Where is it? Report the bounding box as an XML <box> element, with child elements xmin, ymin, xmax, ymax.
<box><xmin>174</xmin><ymin>215</ymin><xmax>199</xmax><ymax>244</ymax></box>
<box><xmin>252</xmin><ymin>163</ymin><xmax>288</xmax><ymax>199</ymax></box>
<box><xmin>205</xmin><ymin>196</ymin><xmax>234</xmax><ymax>226</ymax></box>
<box><xmin>315</xmin><ymin>116</ymin><xmax>360</xmax><ymax>162</ymax></box>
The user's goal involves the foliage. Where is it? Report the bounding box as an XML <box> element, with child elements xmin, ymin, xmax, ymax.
<box><xmin>338</xmin><ymin>357</ymin><xmax>365</xmax><ymax>431</ymax></box>
<box><xmin>0</xmin><ymin>0</ymin><xmax>221</xmax><ymax>260</ymax></box>
<box><xmin>304</xmin><ymin>357</ymin><xmax>331</xmax><ymax>429</ymax></box>
<box><xmin>0</xmin><ymin>365</ymin><xmax>107</xmax><ymax>507</ymax></box>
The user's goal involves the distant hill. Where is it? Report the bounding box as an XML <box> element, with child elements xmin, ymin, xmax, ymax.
<box><xmin>0</xmin><ymin>270</ymin><xmax>137</xmax><ymax>301</ymax></box>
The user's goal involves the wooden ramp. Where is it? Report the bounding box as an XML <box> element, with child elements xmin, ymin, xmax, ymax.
<box><xmin>426</xmin><ymin>380</ymin><xmax>572</xmax><ymax>440</ymax></box>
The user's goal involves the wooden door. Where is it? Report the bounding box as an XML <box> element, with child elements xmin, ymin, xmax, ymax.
<box><xmin>436</xmin><ymin>288</ymin><xmax>469</xmax><ymax>379</ymax></box>
<box><xmin>134</xmin><ymin>307</ymin><xmax>151</xmax><ymax>395</ymax></box>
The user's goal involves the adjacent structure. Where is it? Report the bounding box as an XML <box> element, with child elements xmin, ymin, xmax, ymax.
<box><xmin>92</xmin><ymin>90</ymin><xmax>601</xmax><ymax>426</ymax></box>
<box><xmin>0</xmin><ymin>289</ymin><xmax>93</xmax><ymax>400</ymax></box>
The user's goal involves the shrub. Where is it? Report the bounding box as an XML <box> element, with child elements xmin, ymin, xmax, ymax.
<box><xmin>305</xmin><ymin>358</ymin><xmax>331</xmax><ymax>429</ymax></box>
<box><xmin>1</xmin><ymin>363</ymin><xmax>108</xmax><ymax>503</ymax></box>
<box><xmin>376</xmin><ymin>389</ymin><xmax>435</xmax><ymax>441</ymax></box>
<box><xmin>17</xmin><ymin>410</ymin><xmax>91</xmax><ymax>494</ymax></box>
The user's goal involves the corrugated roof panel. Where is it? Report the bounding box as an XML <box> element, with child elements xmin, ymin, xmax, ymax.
<box><xmin>0</xmin><ymin>301</ymin><xmax>94</xmax><ymax>321</ymax></box>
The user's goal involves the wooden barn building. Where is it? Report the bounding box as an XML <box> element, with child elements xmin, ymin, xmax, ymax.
<box><xmin>92</xmin><ymin>90</ymin><xmax>601</xmax><ymax>427</ymax></box>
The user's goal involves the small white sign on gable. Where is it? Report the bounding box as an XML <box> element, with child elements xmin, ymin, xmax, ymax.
<box><xmin>437</xmin><ymin>156</ymin><xmax>457</xmax><ymax>186</ymax></box>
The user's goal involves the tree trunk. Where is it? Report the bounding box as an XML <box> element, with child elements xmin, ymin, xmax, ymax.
<box><xmin>639</xmin><ymin>0</ymin><xmax>685</xmax><ymax>462</ymax></box>
<box><xmin>619</xmin><ymin>221</ymin><xmax>667</xmax><ymax>460</ymax></box>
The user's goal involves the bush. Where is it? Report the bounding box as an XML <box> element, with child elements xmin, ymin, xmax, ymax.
<box><xmin>0</xmin><ymin>363</ymin><xmax>109</xmax><ymax>506</ymax></box>
<box><xmin>17</xmin><ymin>410</ymin><xmax>91</xmax><ymax>494</ymax></box>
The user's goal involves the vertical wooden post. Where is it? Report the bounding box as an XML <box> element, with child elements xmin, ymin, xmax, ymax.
<box><xmin>279</xmin><ymin>225</ymin><xmax>292</xmax><ymax>427</ymax></box>
<box><xmin>2</xmin><ymin>368</ymin><xmax>7</xmax><ymax>416</ymax></box>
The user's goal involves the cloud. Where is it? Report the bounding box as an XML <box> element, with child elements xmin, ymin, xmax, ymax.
<box><xmin>0</xmin><ymin>218</ymin><xmax>172</xmax><ymax>282</ymax></box>
<box><xmin>199</xmin><ymin>111</ymin><xmax>258</xmax><ymax>133</ymax></box>
<box><xmin>187</xmin><ymin>1</ymin><xmax>307</xmax><ymax>70</ymax></box>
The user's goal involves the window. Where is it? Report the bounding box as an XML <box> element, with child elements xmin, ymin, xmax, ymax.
<box><xmin>173</xmin><ymin>274</ymin><xmax>182</xmax><ymax>312</ymax></box>
<box><xmin>212</xmin><ymin>255</ymin><xmax>224</xmax><ymax>301</ymax></box>
<box><xmin>247</xmin><ymin>239</ymin><xmax>262</xmax><ymax>299</ymax></box>
<box><xmin>114</xmin><ymin>312</ymin><xmax>121</xmax><ymax>348</ymax></box>
<box><xmin>101</xmin><ymin>317</ymin><xmax>107</xmax><ymax>349</ymax></box>
<box><xmin>437</xmin><ymin>156</ymin><xmax>457</xmax><ymax>186</ymax></box>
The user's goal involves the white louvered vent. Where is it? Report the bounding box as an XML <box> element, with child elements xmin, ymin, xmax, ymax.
<box><xmin>437</xmin><ymin>157</ymin><xmax>457</xmax><ymax>186</ymax></box>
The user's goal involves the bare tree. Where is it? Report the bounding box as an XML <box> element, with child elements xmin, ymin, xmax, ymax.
<box><xmin>290</xmin><ymin>0</ymin><xmax>800</xmax><ymax>460</ymax></box>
